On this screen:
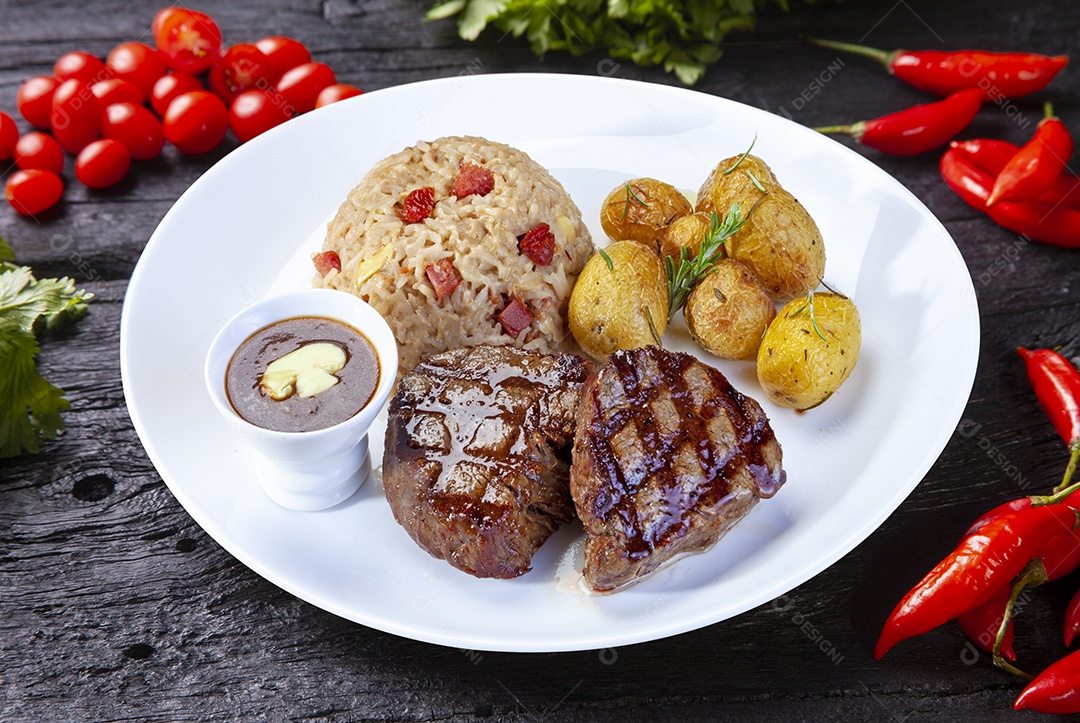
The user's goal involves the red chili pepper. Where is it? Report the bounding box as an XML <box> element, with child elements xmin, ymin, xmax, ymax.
<box><xmin>1019</xmin><ymin>348</ymin><xmax>1080</xmax><ymax>491</ymax></box>
<box><xmin>875</xmin><ymin>503</ymin><xmax>1079</xmax><ymax>660</ymax></box>
<box><xmin>988</xmin><ymin>104</ymin><xmax>1074</xmax><ymax>206</ymax></box>
<box><xmin>964</xmin><ymin>497</ymin><xmax>1034</xmax><ymax>538</ymax></box>
<box><xmin>815</xmin><ymin>89</ymin><xmax>983</xmax><ymax>156</ymax></box>
<box><xmin>808</xmin><ymin>38</ymin><xmax>1069</xmax><ymax>98</ymax></box>
<box><xmin>950</xmin><ymin>139</ymin><xmax>1080</xmax><ymax>210</ymax></box>
<box><xmin>940</xmin><ymin>148</ymin><xmax>1080</xmax><ymax>248</ymax></box>
<box><xmin>1015</xmin><ymin>648</ymin><xmax>1080</xmax><ymax>713</ymax></box>
<box><xmin>1019</xmin><ymin>348</ymin><xmax>1080</xmax><ymax>450</ymax></box>
<box><xmin>1041</xmin><ymin>529</ymin><xmax>1080</xmax><ymax>581</ymax></box>
<box><xmin>956</xmin><ymin>491</ymin><xmax>1080</xmax><ymax>663</ymax></box>
<box><xmin>957</xmin><ymin>587</ymin><xmax>1017</xmax><ymax>661</ymax></box>
<box><xmin>1065</xmin><ymin>586</ymin><xmax>1080</xmax><ymax>647</ymax></box>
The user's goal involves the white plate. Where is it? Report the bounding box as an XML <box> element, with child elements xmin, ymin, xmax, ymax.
<box><xmin>120</xmin><ymin>73</ymin><xmax>979</xmax><ymax>653</ymax></box>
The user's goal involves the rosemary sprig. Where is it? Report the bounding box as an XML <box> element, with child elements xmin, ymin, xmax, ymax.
<box><xmin>621</xmin><ymin>181</ymin><xmax>650</xmax><ymax>221</ymax></box>
<box><xmin>666</xmin><ymin>203</ymin><xmax>750</xmax><ymax>320</ymax></box>
<box><xmin>644</xmin><ymin>306</ymin><xmax>663</xmax><ymax>347</ymax></box>
<box><xmin>745</xmin><ymin>169</ymin><xmax>767</xmax><ymax>194</ymax></box>
<box><xmin>597</xmin><ymin>246</ymin><xmax>613</xmax><ymax>271</ymax></box>
<box><xmin>722</xmin><ymin>135</ymin><xmax>757</xmax><ymax>176</ymax></box>
<box><xmin>788</xmin><ymin>288</ymin><xmax>828</xmax><ymax>341</ymax></box>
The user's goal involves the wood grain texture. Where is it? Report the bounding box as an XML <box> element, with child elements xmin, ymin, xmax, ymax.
<box><xmin>2</xmin><ymin>0</ymin><xmax>1078</xmax><ymax>720</ymax></box>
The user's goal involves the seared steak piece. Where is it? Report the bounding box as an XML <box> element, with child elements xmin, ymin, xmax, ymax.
<box><xmin>383</xmin><ymin>345</ymin><xmax>593</xmax><ymax>579</ymax></box>
<box><xmin>571</xmin><ymin>346</ymin><xmax>785</xmax><ymax>592</ymax></box>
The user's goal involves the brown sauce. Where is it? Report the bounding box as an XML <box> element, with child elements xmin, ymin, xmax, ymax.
<box><xmin>226</xmin><ymin>316</ymin><xmax>379</xmax><ymax>433</ymax></box>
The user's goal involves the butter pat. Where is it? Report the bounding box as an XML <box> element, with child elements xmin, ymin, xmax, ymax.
<box><xmin>260</xmin><ymin>342</ymin><xmax>346</xmax><ymax>400</ymax></box>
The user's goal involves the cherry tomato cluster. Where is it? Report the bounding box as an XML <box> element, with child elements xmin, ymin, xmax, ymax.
<box><xmin>2</xmin><ymin>7</ymin><xmax>362</xmax><ymax>217</ymax></box>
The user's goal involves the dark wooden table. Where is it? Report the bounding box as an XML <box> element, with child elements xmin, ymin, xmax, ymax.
<box><xmin>3</xmin><ymin>0</ymin><xmax>1079</xmax><ymax>720</ymax></box>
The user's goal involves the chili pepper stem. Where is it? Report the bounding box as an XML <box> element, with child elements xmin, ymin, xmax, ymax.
<box><xmin>992</xmin><ymin>560</ymin><xmax>1046</xmax><ymax>681</ymax></box>
<box><xmin>805</xmin><ymin>38</ymin><xmax>896</xmax><ymax>70</ymax></box>
<box><xmin>1045</xmin><ymin>101</ymin><xmax>1055</xmax><ymax>120</ymax></box>
<box><xmin>814</xmin><ymin>121</ymin><xmax>866</xmax><ymax>140</ymax></box>
<box><xmin>1033</xmin><ymin>478</ymin><xmax>1080</xmax><ymax>507</ymax></box>
<box><xmin>1054</xmin><ymin>442</ymin><xmax>1080</xmax><ymax>494</ymax></box>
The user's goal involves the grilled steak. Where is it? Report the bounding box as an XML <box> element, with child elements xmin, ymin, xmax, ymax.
<box><xmin>571</xmin><ymin>346</ymin><xmax>785</xmax><ymax>592</ymax></box>
<box><xmin>383</xmin><ymin>345</ymin><xmax>593</xmax><ymax>579</ymax></box>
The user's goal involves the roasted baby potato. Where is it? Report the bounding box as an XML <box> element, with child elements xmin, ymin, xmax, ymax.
<box><xmin>697</xmin><ymin>154</ymin><xmax>825</xmax><ymax>302</ymax></box>
<box><xmin>685</xmin><ymin>259</ymin><xmax>776</xmax><ymax>361</ymax></box>
<box><xmin>756</xmin><ymin>291</ymin><xmax>861</xmax><ymax>410</ymax></box>
<box><xmin>601</xmin><ymin>178</ymin><xmax>692</xmax><ymax>252</ymax></box>
<box><xmin>569</xmin><ymin>240</ymin><xmax>669</xmax><ymax>360</ymax></box>
<box><xmin>659</xmin><ymin>212</ymin><xmax>714</xmax><ymax>261</ymax></box>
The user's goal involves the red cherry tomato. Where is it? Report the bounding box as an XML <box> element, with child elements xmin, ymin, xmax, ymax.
<box><xmin>228</xmin><ymin>90</ymin><xmax>292</xmax><ymax>143</ymax></box>
<box><xmin>209</xmin><ymin>44</ymin><xmax>275</xmax><ymax>104</ymax></box>
<box><xmin>51</xmin><ymin>79</ymin><xmax>100</xmax><ymax>154</ymax></box>
<box><xmin>254</xmin><ymin>37</ymin><xmax>311</xmax><ymax>81</ymax></box>
<box><xmin>275</xmin><ymin>62</ymin><xmax>335</xmax><ymax>114</ymax></box>
<box><xmin>150</xmin><ymin>73</ymin><xmax>203</xmax><ymax>116</ymax></box>
<box><xmin>101</xmin><ymin>102</ymin><xmax>166</xmax><ymax>160</ymax></box>
<box><xmin>54</xmin><ymin>51</ymin><xmax>109</xmax><ymax>85</ymax></box>
<box><xmin>0</xmin><ymin>112</ymin><xmax>17</xmax><ymax>161</ymax></box>
<box><xmin>91</xmin><ymin>78</ymin><xmax>144</xmax><ymax>109</ymax></box>
<box><xmin>106</xmin><ymin>42</ymin><xmax>168</xmax><ymax>101</ymax></box>
<box><xmin>5</xmin><ymin>169</ymin><xmax>64</xmax><ymax>216</ymax></box>
<box><xmin>17</xmin><ymin>76</ymin><xmax>60</xmax><ymax>129</ymax></box>
<box><xmin>14</xmin><ymin>132</ymin><xmax>64</xmax><ymax>175</ymax></box>
<box><xmin>315</xmin><ymin>83</ymin><xmax>363</xmax><ymax>109</ymax></box>
<box><xmin>75</xmin><ymin>139</ymin><xmax>131</xmax><ymax>189</ymax></box>
<box><xmin>164</xmin><ymin>91</ymin><xmax>228</xmax><ymax>154</ymax></box>
<box><xmin>153</xmin><ymin>7</ymin><xmax>223</xmax><ymax>74</ymax></box>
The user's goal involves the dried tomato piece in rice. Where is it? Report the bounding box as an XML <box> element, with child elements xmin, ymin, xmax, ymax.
<box><xmin>399</xmin><ymin>187</ymin><xmax>436</xmax><ymax>223</ymax></box>
<box><xmin>496</xmin><ymin>296</ymin><xmax>533</xmax><ymax>337</ymax></box>
<box><xmin>312</xmin><ymin>250</ymin><xmax>341</xmax><ymax>276</ymax></box>
<box><xmin>453</xmin><ymin>162</ymin><xmax>494</xmax><ymax>198</ymax></box>
<box><xmin>519</xmin><ymin>223</ymin><xmax>555</xmax><ymax>265</ymax></box>
<box><xmin>425</xmin><ymin>258</ymin><xmax>461</xmax><ymax>302</ymax></box>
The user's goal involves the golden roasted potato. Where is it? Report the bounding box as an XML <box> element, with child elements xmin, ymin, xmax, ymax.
<box><xmin>600</xmin><ymin>178</ymin><xmax>692</xmax><ymax>252</ymax></box>
<box><xmin>685</xmin><ymin>259</ymin><xmax>776</xmax><ymax>361</ymax></box>
<box><xmin>659</xmin><ymin>212</ymin><xmax>714</xmax><ymax>262</ymax></box>
<box><xmin>756</xmin><ymin>291</ymin><xmax>861</xmax><ymax>410</ymax></box>
<box><xmin>697</xmin><ymin>154</ymin><xmax>825</xmax><ymax>302</ymax></box>
<box><xmin>569</xmin><ymin>240</ymin><xmax>668</xmax><ymax>360</ymax></box>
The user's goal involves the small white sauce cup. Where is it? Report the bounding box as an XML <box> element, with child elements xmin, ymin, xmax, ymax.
<box><xmin>204</xmin><ymin>288</ymin><xmax>398</xmax><ymax>511</ymax></box>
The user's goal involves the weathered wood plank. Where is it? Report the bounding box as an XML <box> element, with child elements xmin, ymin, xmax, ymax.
<box><xmin>2</xmin><ymin>0</ymin><xmax>1080</xmax><ymax>720</ymax></box>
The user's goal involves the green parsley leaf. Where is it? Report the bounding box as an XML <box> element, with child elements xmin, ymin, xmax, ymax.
<box><xmin>428</xmin><ymin>0</ymin><xmax>802</xmax><ymax>84</ymax></box>
<box><xmin>0</xmin><ymin>265</ymin><xmax>91</xmax><ymax>333</ymax></box>
<box><xmin>0</xmin><ymin>243</ymin><xmax>93</xmax><ymax>458</ymax></box>
<box><xmin>0</xmin><ymin>318</ymin><xmax>69</xmax><ymax>458</ymax></box>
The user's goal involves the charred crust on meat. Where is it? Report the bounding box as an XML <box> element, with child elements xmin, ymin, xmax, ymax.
<box><xmin>570</xmin><ymin>345</ymin><xmax>785</xmax><ymax>593</ymax></box>
<box><xmin>383</xmin><ymin>345</ymin><xmax>594</xmax><ymax>579</ymax></box>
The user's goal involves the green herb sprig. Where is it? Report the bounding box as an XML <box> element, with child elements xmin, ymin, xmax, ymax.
<box><xmin>787</xmin><ymin>288</ymin><xmax>827</xmax><ymax>341</ymax></box>
<box><xmin>665</xmin><ymin>198</ymin><xmax>762</xmax><ymax>320</ymax></box>
<box><xmin>621</xmin><ymin>181</ymin><xmax>650</xmax><ymax>221</ymax></box>
<box><xmin>426</xmin><ymin>0</ymin><xmax>800</xmax><ymax>85</ymax></box>
<box><xmin>0</xmin><ymin>237</ymin><xmax>93</xmax><ymax>458</ymax></box>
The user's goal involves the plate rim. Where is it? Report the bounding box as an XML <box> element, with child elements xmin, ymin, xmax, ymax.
<box><xmin>120</xmin><ymin>71</ymin><xmax>980</xmax><ymax>652</ymax></box>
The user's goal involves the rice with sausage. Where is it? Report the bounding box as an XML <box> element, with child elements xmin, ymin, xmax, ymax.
<box><xmin>313</xmin><ymin>136</ymin><xmax>593</xmax><ymax>375</ymax></box>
